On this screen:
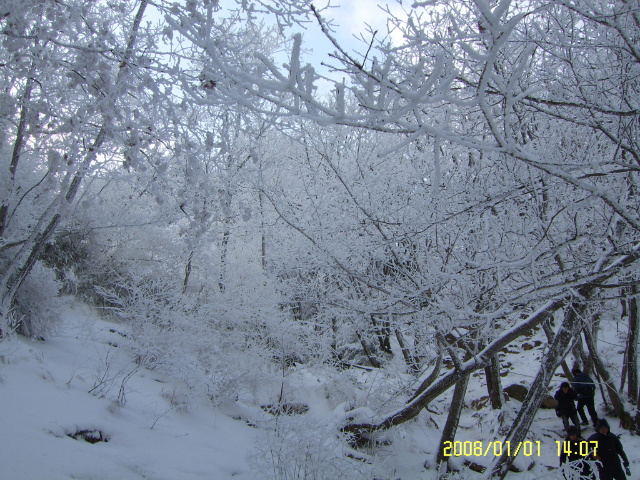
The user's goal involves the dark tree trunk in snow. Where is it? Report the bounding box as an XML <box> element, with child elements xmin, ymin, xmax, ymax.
<box><xmin>572</xmin><ymin>337</ymin><xmax>591</xmax><ymax>377</ymax></box>
<box><xmin>543</xmin><ymin>320</ymin><xmax>572</xmax><ymax>380</ymax></box>
<box><xmin>182</xmin><ymin>251</ymin><xmax>194</xmax><ymax>294</ymax></box>
<box><xmin>583</xmin><ymin>323</ymin><xmax>636</xmax><ymax>429</ymax></box>
<box><xmin>435</xmin><ymin>372</ymin><xmax>470</xmax><ymax>472</ymax></box>
<box><xmin>395</xmin><ymin>328</ymin><xmax>420</xmax><ymax>375</ymax></box>
<box><xmin>4</xmin><ymin>212</ymin><xmax>62</xmax><ymax>336</ymax></box>
<box><xmin>355</xmin><ymin>330</ymin><xmax>381</xmax><ymax>368</ymax></box>
<box><xmin>218</xmin><ymin>228</ymin><xmax>230</xmax><ymax>291</ymax></box>
<box><xmin>485</xmin><ymin>354</ymin><xmax>503</xmax><ymax>410</ymax></box>
<box><xmin>259</xmin><ymin>188</ymin><xmax>267</xmax><ymax>269</ymax></box>
<box><xmin>371</xmin><ymin>314</ymin><xmax>392</xmax><ymax>354</ymax></box>
<box><xmin>626</xmin><ymin>286</ymin><xmax>638</xmax><ymax>404</ymax></box>
<box><xmin>331</xmin><ymin>317</ymin><xmax>339</xmax><ymax>362</ymax></box>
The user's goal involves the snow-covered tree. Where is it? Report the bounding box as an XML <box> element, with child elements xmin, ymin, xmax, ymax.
<box><xmin>172</xmin><ymin>0</ymin><xmax>640</xmax><ymax>475</ymax></box>
<box><xmin>0</xmin><ymin>0</ymin><xmax>165</xmax><ymax>335</ymax></box>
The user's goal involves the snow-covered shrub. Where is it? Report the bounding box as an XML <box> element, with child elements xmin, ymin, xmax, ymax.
<box><xmin>41</xmin><ymin>226</ymin><xmax>89</xmax><ymax>295</ymax></box>
<box><xmin>160</xmin><ymin>387</ymin><xmax>192</xmax><ymax>413</ymax></box>
<box><xmin>251</xmin><ymin>414</ymin><xmax>386</xmax><ymax>480</ymax></box>
<box><xmin>39</xmin><ymin>220</ymin><xmax>134</xmax><ymax>310</ymax></box>
<box><xmin>95</xmin><ymin>272</ymin><xmax>282</xmax><ymax>406</ymax></box>
<box><xmin>11</xmin><ymin>261</ymin><xmax>64</xmax><ymax>338</ymax></box>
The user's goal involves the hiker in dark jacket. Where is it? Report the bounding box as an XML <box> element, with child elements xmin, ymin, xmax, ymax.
<box><xmin>572</xmin><ymin>368</ymin><xmax>599</xmax><ymax>427</ymax></box>
<box><xmin>555</xmin><ymin>382</ymin><xmax>581</xmax><ymax>433</ymax></box>
<box><xmin>587</xmin><ymin>419</ymin><xmax>630</xmax><ymax>480</ymax></box>
<box><xmin>560</xmin><ymin>426</ymin><xmax>594</xmax><ymax>479</ymax></box>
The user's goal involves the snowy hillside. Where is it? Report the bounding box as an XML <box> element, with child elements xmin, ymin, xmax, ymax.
<box><xmin>0</xmin><ymin>301</ymin><xmax>425</xmax><ymax>480</ymax></box>
<box><xmin>1</xmin><ymin>301</ymin><xmax>260</xmax><ymax>480</ymax></box>
<box><xmin>2</xmin><ymin>300</ymin><xmax>637</xmax><ymax>480</ymax></box>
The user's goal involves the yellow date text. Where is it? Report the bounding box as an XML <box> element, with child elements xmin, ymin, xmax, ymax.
<box><xmin>442</xmin><ymin>440</ymin><xmax>542</xmax><ymax>457</ymax></box>
<box><xmin>556</xmin><ymin>441</ymin><xmax>598</xmax><ymax>457</ymax></box>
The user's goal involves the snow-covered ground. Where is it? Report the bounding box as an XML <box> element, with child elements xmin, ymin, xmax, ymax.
<box><xmin>1</xmin><ymin>301</ymin><xmax>637</xmax><ymax>479</ymax></box>
<box><xmin>0</xmin><ymin>301</ymin><xmax>263</xmax><ymax>480</ymax></box>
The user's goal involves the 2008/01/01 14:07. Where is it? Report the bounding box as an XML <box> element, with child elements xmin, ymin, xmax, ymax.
<box><xmin>443</xmin><ymin>440</ymin><xmax>598</xmax><ymax>457</ymax></box>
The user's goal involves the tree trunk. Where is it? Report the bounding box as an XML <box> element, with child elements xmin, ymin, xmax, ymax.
<box><xmin>627</xmin><ymin>285</ymin><xmax>638</xmax><ymax>404</ymax></box>
<box><xmin>331</xmin><ymin>317</ymin><xmax>340</xmax><ymax>363</ymax></box>
<box><xmin>395</xmin><ymin>327</ymin><xmax>420</xmax><ymax>375</ymax></box>
<box><xmin>484</xmin><ymin>354</ymin><xmax>503</xmax><ymax>410</ymax></box>
<box><xmin>583</xmin><ymin>321</ymin><xmax>636</xmax><ymax>429</ymax></box>
<box><xmin>434</xmin><ymin>372</ymin><xmax>470</xmax><ymax>471</ymax></box>
<box><xmin>543</xmin><ymin>319</ymin><xmax>572</xmax><ymax>380</ymax></box>
<box><xmin>182</xmin><ymin>250</ymin><xmax>194</xmax><ymax>294</ymax></box>
<box><xmin>408</xmin><ymin>336</ymin><xmax>443</xmax><ymax>403</ymax></box>
<box><xmin>371</xmin><ymin>314</ymin><xmax>392</xmax><ymax>354</ymax></box>
<box><xmin>490</xmin><ymin>303</ymin><xmax>585</xmax><ymax>479</ymax></box>
<box><xmin>572</xmin><ymin>336</ymin><xmax>592</xmax><ymax>377</ymax></box>
<box><xmin>621</xmin><ymin>340</ymin><xmax>628</xmax><ymax>392</ymax></box>
<box><xmin>218</xmin><ymin>228</ymin><xmax>230</xmax><ymax>291</ymax></box>
<box><xmin>355</xmin><ymin>330</ymin><xmax>381</xmax><ymax>368</ymax></box>
<box><xmin>4</xmin><ymin>212</ymin><xmax>62</xmax><ymax>335</ymax></box>
<box><xmin>258</xmin><ymin>185</ymin><xmax>267</xmax><ymax>269</ymax></box>
<box><xmin>0</xmin><ymin>72</ymin><xmax>34</xmax><ymax>237</ymax></box>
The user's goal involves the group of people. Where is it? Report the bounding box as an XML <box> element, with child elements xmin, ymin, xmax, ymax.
<box><xmin>555</xmin><ymin>368</ymin><xmax>631</xmax><ymax>480</ymax></box>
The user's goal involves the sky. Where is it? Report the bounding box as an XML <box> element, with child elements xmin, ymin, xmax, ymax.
<box><xmin>291</xmin><ymin>0</ymin><xmax>407</xmax><ymax>84</ymax></box>
<box><xmin>145</xmin><ymin>0</ymin><xmax>407</xmax><ymax>92</ymax></box>
<box><xmin>210</xmin><ymin>0</ymin><xmax>409</xmax><ymax>91</ymax></box>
